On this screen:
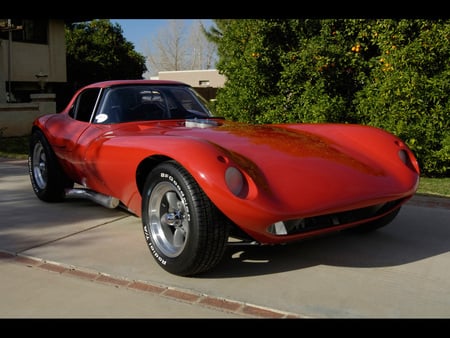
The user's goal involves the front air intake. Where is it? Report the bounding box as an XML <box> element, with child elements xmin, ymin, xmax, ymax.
<box><xmin>268</xmin><ymin>198</ymin><xmax>406</xmax><ymax>235</ymax></box>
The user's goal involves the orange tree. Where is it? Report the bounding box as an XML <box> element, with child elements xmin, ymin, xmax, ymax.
<box><xmin>207</xmin><ymin>19</ymin><xmax>449</xmax><ymax>177</ymax></box>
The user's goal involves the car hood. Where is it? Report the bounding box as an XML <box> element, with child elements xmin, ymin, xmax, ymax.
<box><xmin>159</xmin><ymin>119</ymin><xmax>419</xmax><ymax>214</ymax></box>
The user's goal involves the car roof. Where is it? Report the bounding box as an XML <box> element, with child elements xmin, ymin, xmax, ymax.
<box><xmin>83</xmin><ymin>79</ymin><xmax>190</xmax><ymax>89</ymax></box>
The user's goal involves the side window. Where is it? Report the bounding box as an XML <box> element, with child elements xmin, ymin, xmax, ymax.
<box><xmin>72</xmin><ymin>88</ymin><xmax>101</xmax><ymax>122</ymax></box>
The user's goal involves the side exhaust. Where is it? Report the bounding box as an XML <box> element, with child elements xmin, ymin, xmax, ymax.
<box><xmin>65</xmin><ymin>188</ymin><xmax>120</xmax><ymax>209</ymax></box>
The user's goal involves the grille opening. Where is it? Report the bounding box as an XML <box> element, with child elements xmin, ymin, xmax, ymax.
<box><xmin>268</xmin><ymin>198</ymin><xmax>405</xmax><ymax>235</ymax></box>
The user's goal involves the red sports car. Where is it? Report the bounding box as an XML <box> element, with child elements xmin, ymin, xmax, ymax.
<box><xmin>28</xmin><ymin>79</ymin><xmax>420</xmax><ymax>276</ymax></box>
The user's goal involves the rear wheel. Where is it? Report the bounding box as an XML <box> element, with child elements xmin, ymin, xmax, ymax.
<box><xmin>141</xmin><ymin>161</ymin><xmax>229</xmax><ymax>276</ymax></box>
<box><xmin>28</xmin><ymin>130</ymin><xmax>73</xmax><ymax>202</ymax></box>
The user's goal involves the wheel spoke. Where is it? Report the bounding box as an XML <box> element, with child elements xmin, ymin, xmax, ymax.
<box><xmin>173</xmin><ymin>227</ymin><xmax>186</xmax><ymax>247</ymax></box>
<box><xmin>165</xmin><ymin>191</ymin><xmax>179</xmax><ymax>211</ymax></box>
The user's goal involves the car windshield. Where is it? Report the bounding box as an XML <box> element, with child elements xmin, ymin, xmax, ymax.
<box><xmin>94</xmin><ymin>85</ymin><xmax>213</xmax><ymax>124</ymax></box>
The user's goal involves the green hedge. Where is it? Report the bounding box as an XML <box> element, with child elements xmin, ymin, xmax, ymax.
<box><xmin>209</xmin><ymin>19</ymin><xmax>450</xmax><ymax>177</ymax></box>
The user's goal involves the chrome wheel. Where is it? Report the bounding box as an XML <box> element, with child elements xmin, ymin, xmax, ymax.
<box><xmin>141</xmin><ymin>161</ymin><xmax>229</xmax><ymax>276</ymax></box>
<box><xmin>28</xmin><ymin>130</ymin><xmax>73</xmax><ymax>202</ymax></box>
<box><xmin>148</xmin><ymin>181</ymin><xmax>189</xmax><ymax>258</ymax></box>
<box><xmin>32</xmin><ymin>141</ymin><xmax>48</xmax><ymax>190</ymax></box>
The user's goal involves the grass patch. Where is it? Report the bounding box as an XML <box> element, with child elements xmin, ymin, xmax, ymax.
<box><xmin>417</xmin><ymin>177</ymin><xmax>450</xmax><ymax>198</ymax></box>
<box><xmin>1</xmin><ymin>135</ymin><xmax>449</xmax><ymax>197</ymax></box>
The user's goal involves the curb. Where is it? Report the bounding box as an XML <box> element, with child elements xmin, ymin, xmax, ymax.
<box><xmin>0</xmin><ymin>250</ymin><xmax>305</xmax><ymax>319</ymax></box>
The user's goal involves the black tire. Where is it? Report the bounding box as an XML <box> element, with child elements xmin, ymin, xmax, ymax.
<box><xmin>345</xmin><ymin>207</ymin><xmax>401</xmax><ymax>234</ymax></box>
<box><xmin>28</xmin><ymin>129</ymin><xmax>73</xmax><ymax>202</ymax></box>
<box><xmin>141</xmin><ymin>161</ymin><xmax>229</xmax><ymax>276</ymax></box>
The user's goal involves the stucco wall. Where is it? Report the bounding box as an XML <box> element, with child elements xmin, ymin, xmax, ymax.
<box><xmin>0</xmin><ymin>94</ymin><xmax>56</xmax><ymax>136</ymax></box>
<box><xmin>0</xmin><ymin>20</ymin><xmax>66</xmax><ymax>84</ymax></box>
<box><xmin>156</xmin><ymin>70</ymin><xmax>226</xmax><ymax>88</ymax></box>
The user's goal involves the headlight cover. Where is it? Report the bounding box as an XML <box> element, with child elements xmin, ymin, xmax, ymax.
<box><xmin>225</xmin><ymin>166</ymin><xmax>246</xmax><ymax>197</ymax></box>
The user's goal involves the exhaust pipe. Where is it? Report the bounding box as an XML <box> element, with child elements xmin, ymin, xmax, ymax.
<box><xmin>65</xmin><ymin>188</ymin><xmax>120</xmax><ymax>209</ymax></box>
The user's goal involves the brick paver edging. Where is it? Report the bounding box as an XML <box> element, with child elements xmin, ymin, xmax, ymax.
<box><xmin>0</xmin><ymin>250</ymin><xmax>304</xmax><ymax>319</ymax></box>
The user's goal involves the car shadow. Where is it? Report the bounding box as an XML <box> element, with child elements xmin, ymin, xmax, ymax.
<box><xmin>199</xmin><ymin>206</ymin><xmax>450</xmax><ymax>278</ymax></box>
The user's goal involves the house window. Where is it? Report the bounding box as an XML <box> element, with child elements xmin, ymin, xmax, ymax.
<box><xmin>0</xmin><ymin>19</ymin><xmax>48</xmax><ymax>44</ymax></box>
<box><xmin>199</xmin><ymin>80</ymin><xmax>210</xmax><ymax>87</ymax></box>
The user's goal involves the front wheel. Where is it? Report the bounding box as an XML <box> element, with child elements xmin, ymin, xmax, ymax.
<box><xmin>141</xmin><ymin>161</ymin><xmax>229</xmax><ymax>276</ymax></box>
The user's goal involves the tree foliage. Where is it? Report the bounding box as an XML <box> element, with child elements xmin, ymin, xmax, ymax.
<box><xmin>65</xmin><ymin>19</ymin><xmax>147</xmax><ymax>88</ymax></box>
<box><xmin>207</xmin><ymin>19</ymin><xmax>450</xmax><ymax>177</ymax></box>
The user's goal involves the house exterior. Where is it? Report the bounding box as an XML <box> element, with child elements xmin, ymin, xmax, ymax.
<box><xmin>152</xmin><ymin>69</ymin><xmax>226</xmax><ymax>101</ymax></box>
<box><xmin>0</xmin><ymin>19</ymin><xmax>67</xmax><ymax>103</ymax></box>
<box><xmin>0</xmin><ymin>19</ymin><xmax>67</xmax><ymax>136</ymax></box>
<box><xmin>0</xmin><ymin>20</ymin><xmax>225</xmax><ymax>136</ymax></box>
<box><xmin>153</xmin><ymin>69</ymin><xmax>226</xmax><ymax>88</ymax></box>
<box><xmin>0</xmin><ymin>19</ymin><xmax>71</xmax><ymax>137</ymax></box>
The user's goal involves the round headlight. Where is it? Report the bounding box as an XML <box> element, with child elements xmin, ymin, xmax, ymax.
<box><xmin>225</xmin><ymin>167</ymin><xmax>244</xmax><ymax>196</ymax></box>
<box><xmin>398</xmin><ymin>149</ymin><xmax>408</xmax><ymax>164</ymax></box>
<box><xmin>398</xmin><ymin>148</ymin><xmax>420</xmax><ymax>174</ymax></box>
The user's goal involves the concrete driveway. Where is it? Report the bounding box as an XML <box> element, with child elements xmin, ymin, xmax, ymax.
<box><xmin>1</xmin><ymin>158</ymin><xmax>450</xmax><ymax>318</ymax></box>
